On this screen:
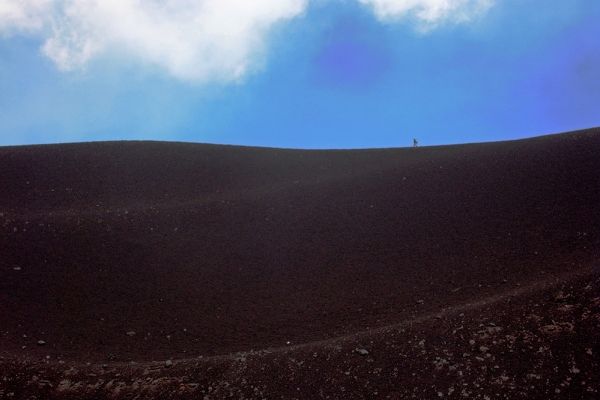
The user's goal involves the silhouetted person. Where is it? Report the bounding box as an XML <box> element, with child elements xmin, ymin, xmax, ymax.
<box><xmin>413</xmin><ymin>138</ymin><xmax>418</xmax><ymax>147</ymax></box>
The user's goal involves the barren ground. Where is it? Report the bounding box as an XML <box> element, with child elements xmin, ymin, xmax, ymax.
<box><xmin>0</xmin><ymin>129</ymin><xmax>598</xmax><ymax>399</ymax></box>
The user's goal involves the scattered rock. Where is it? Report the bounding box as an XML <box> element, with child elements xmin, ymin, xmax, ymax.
<box><xmin>539</xmin><ymin>322</ymin><xmax>574</xmax><ymax>334</ymax></box>
<box><xmin>355</xmin><ymin>348</ymin><xmax>369</xmax><ymax>356</ymax></box>
<box><xmin>165</xmin><ymin>360</ymin><xmax>173</xmax><ymax>368</ymax></box>
<box><xmin>126</xmin><ymin>331</ymin><xmax>136</xmax><ymax>337</ymax></box>
<box><xmin>416</xmin><ymin>300</ymin><xmax>424</xmax><ymax>304</ymax></box>
<box><xmin>554</xmin><ymin>292</ymin><xmax>571</xmax><ymax>302</ymax></box>
<box><xmin>479</xmin><ymin>346</ymin><xmax>489</xmax><ymax>353</ymax></box>
<box><xmin>37</xmin><ymin>340</ymin><xmax>46</xmax><ymax>346</ymax></box>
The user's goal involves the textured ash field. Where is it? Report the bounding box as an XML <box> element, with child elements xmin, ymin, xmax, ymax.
<box><xmin>0</xmin><ymin>128</ymin><xmax>598</xmax><ymax>399</ymax></box>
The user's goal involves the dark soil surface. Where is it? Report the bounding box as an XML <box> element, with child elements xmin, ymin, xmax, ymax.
<box><xmin>0</xmin><ymin>128</ymin><xmax>598</xmax><ymax>399</ymax></box>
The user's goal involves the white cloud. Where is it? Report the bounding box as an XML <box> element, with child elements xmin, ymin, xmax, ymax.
<box><xmin>1</xmin><ymin>0</ymin><xmax>493</xmax><ymax>82</ymax></box>
<box><xmin>357</xmin><ymin>0</ymin><xmax>493</xmax><ymax>27</ymax></box>
<box><xmin>0</xmin><ymin>0</ymin><xmax>53</xmax><ymax>31</ymax></box>
<box><xmin>1</xmin><ymin>0</ymin><xmax>308</xmax><ymax>82</ymax></box>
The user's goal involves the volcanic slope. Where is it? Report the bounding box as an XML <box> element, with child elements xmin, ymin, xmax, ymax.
<box><xmin>0</xmin><ymin>128</ymin><xmax>598</xmax><ymax>399</ymax></box>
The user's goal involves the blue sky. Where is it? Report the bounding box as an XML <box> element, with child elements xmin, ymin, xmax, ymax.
<box><xmin>1</xmin><ymin>0</ymin><xmax>599</xmax><ymax>149</ymax></box>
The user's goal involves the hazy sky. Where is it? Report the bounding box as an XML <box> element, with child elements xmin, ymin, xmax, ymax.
<box><xmin>1</xmin><ymin>0</ymin><xmax>599</xmax><ymax>148</ymax></box>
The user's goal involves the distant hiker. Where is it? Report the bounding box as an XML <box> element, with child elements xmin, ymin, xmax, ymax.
<box><xmin>413</xmin><ymin>138</ymin><xmax>418</xmax><ymax>147</ymax></box>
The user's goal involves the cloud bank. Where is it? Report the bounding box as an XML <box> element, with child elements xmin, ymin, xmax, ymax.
<box><xmin>0</xmin><ymin>0</ymin><xmax>493</xmax><ymax>82</ymax></box>
<box><xmin>1</xmin><ymin>0</ymin><xmax>308</xmax><ymax>81</ymax></box>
